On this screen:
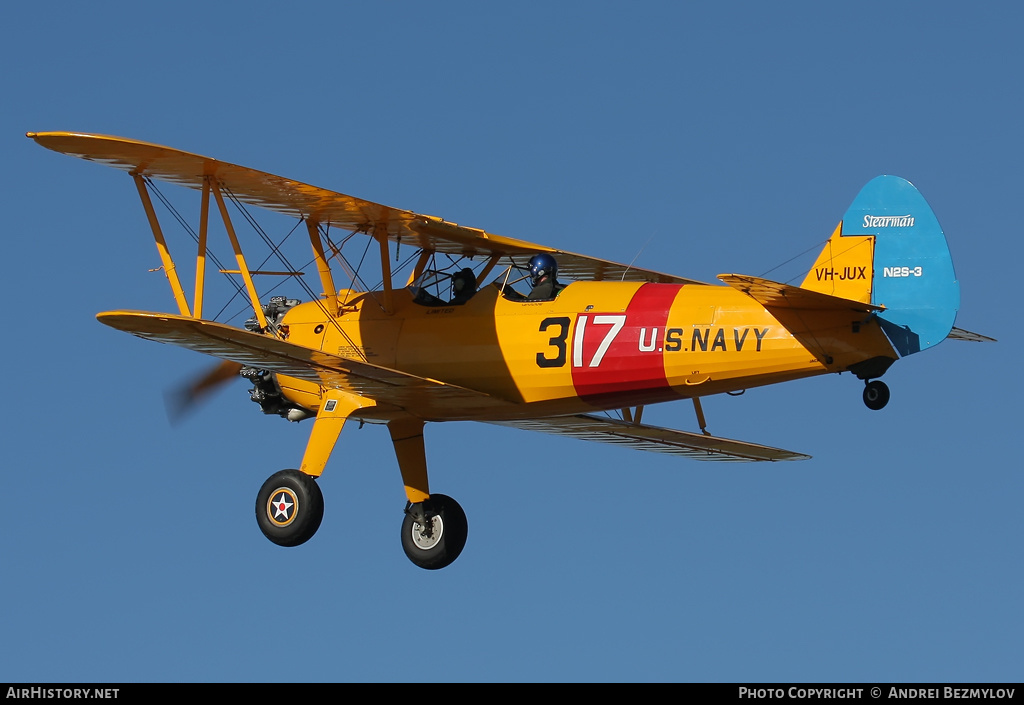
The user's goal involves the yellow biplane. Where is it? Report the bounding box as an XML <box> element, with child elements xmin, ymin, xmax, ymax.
<box><xmin>29</xmin><ymin>132</ymin><xmax>994</xmax><ymax>569</ymax></box>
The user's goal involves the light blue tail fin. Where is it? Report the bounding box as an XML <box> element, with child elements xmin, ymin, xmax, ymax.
<box><xmin>843</xmin><ymin>175</ymin><xmax>960</xmax><ymax>356</ymax></box>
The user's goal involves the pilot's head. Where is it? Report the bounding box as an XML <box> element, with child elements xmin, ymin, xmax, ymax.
<box><xmin>528</xmin><ymin>254</ymin><xmax>557</xmax><ymax>287</ymax></box>
<box><xmin>451</xmin><ymin>268</ymin><xmax>476</xmax><ymax>298</ymax></box>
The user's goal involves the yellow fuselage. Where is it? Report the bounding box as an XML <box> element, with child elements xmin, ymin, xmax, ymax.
<box><xmin>277</xmin><ymin>281</ymin><xmax>896</xmax><ymax>420</ymax></box>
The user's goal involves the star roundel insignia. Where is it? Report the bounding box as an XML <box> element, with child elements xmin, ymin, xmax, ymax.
<box><xmin>267</xmin><ymin>487</ymin><xmax>299</xmax><ymax>527</ymax></box>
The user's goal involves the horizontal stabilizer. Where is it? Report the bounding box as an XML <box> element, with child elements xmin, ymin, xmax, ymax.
<box><xmin>946</xmin><ymin>327</ymin><xmax>997</xmax><ymax>343</ymax></box>
<box><xmin>718</xmin><ymin>274</ymin><xmax>883</xmax><ymax>312</ymax></box>
<box><xmin>490</xmin><ymin>414</ymin><xmax>809</xmax><ymax>462</ymax></box>
<box><xmin>719</xmin><ymin>274</ymin><xmax>899</xmax><ymax>370</ymax></box>
<box><xmin>97</xmin><ymin>311</ymin><xmax>510</xmax><ymax>418</ymax></box>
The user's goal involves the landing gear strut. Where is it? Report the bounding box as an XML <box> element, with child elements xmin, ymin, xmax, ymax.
<box><xmin>253</xmin><ymin>409</ymin><xmax>471</xmax><ymax>569</ymax></box>
<box><xmin>863</xmin><ymin>380</ymin><xmax>890</xmax><ymax>411</ymax></box>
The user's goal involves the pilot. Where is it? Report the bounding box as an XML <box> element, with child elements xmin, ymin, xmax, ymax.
<box><xmin>527</xmin><ymin>253</ymin><xmax>561</xmax><ymax>300</ymax></box>
<box><xmin>450</xmin><ymin>268</ymin><xmax>477</xmax><ymax>304</ymax></box>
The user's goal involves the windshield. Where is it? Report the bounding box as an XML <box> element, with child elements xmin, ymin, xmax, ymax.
<box><xmin>408</xmin><ymin>268</ymin><xmax>479</xmax><ymax>306</ymax></box>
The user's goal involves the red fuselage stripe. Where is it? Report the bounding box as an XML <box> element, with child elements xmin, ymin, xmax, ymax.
<box><xmin>570</xmin><ymin>283</ymin><xmax>684</xmax><ymax>402</ymax></box>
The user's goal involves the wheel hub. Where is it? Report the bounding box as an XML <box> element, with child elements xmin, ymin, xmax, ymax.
<box><xmin>267</xmin><ymin>487</ymin><xmax>299</xmax><ymax>527</ymax></box>
<box><xmin>410</xmin><ymin>516</ymin><xmax>444</xmax><ymax>550</ymax></box>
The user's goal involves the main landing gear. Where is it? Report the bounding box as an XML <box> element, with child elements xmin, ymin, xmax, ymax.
<box><xmin>862</xmin><ymin>380</ymin><xmax>890</xmax><ymax>411</ymax></box>
<box><xmin>401</xmin><ymin>494</ymin><xmax>468</xmax><ymax>570</ymax></box>
<box><xmin>256</xmin><ymin>469</ymin><xmax>325</xmax><ymax>547</ymax></box>
<box><xmin>253</xmin><ymin>390</ymin><xmax>469</xmax><ymax>569</ymax></box>
<box><xmin>253</xmin><ymin>472</ymin><xmax>469</xmax><ymax>569</ymax></box>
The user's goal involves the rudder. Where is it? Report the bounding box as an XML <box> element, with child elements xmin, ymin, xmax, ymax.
<box><xmin>803</xmin><ymin>176</ymin><xmax>959</xmax><ymax>356</ymax></box>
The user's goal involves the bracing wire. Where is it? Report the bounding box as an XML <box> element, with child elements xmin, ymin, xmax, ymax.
<box><xmin>146</xmin><ymin>179</ymin><xmax>249</xmax><ymax>306</ymax></box>
<box><xmin>758</xmin><ymin>238</ymin><xmax>828</xmax><ymax>283</ymax></box>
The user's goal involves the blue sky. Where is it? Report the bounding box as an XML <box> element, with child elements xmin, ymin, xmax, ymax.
<box><xmin>2</xmin><ymin>1</ymin><xmax>1020</xmax><ymax>683</ymax></box>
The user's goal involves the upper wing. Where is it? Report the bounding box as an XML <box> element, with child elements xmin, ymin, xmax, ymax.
<box><xmin>29</xmin><ymin>131</ymin><xmax>707</xmax><ymax>286</ymax></box>
<box><xmin>97</xmin><ymin>310</ymin><xmax>511</xmax><ymax>418</ymax></box>
<box><xmin>490</xmin><ymin>414</ymin><xmax>809</xmax><ymax>462</ymax></box>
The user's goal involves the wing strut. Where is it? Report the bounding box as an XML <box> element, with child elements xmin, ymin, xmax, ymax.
<box><xmin>194</xmin><ymin>178</ymin><xmax>211</xmax><ymax>319</ymax></box>
<box><xmin>130</xmin><ymin>172</ymin><xmax>274</xmax><ymax>329</ymax></box>
<box><xmin>211</xmin><ymin>179</ymin><xmax>269</xmax><ymax>330</ymax></box>
<box><xmin>306</xmin><ymin>220</ymin><xmax>338</xmax><ymax>315</ymax></box>
<box><xmin>133</xmin><ymin>174</ymin><xmax>192</xmax><ymax>317</ymax></box>
<box><xmin>408</xmin><ymin>250</ymin><xmax>432</xmax><ymax>286</ymax></box>
<box><xmin>375</xmin><ymin>223</ymin><xmax>394</xmax><ymax>315</ymax></box>
<box><xmin>692</xmin><ymin>397</ymin><xmax>711</xmax><ymax>435</ymax></box>
<box><xmin>621</xmin><ymin>406</ymin><xmax>645</xmax><ymax>424</ymax></box>
<box><xmin>477</xmin><ymin>254</ymin><xmax>502</xmax><ymax>284</ymax></box>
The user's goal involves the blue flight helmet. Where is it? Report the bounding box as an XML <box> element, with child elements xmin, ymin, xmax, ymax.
<box><xmin>528</xmin><ymin>253</ymin><xmax>558</xmax><ymax>287</ymax></box>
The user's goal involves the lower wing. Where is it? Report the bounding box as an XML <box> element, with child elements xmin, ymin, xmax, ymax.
<box><xmin>97</xmin><ymin>311</ymin><xmax>510</xmax><ymax>418</ymax></box>
<box><xmin>99</xmin><ymin>311</ymin><xmax>810</xmax><ymax>460</ymax></box>
<box><xmin>489</xmin><ymin>414</ymin><xmax>810</xmax><ymax>462</ymax></box>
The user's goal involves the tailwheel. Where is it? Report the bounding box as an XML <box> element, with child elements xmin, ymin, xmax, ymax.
<box><xmin>256</xmin><ymin>469</ymin><xmax>324</xmax><ymax>547</ymax></box>
<box><xmin>401</xmin><ymin>494</ymin><xmax>468</xmax><ymax>570</ymax></box>
<box><xmin>863</xmin><ymin>380</ymin><xmax>890</xmax><ymax>411</ymax></box>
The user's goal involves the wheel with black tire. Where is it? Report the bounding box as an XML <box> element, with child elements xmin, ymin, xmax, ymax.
<box><xmin>401</xmin><ymin>494</ymin><xmax>468</xmax><ymax>570</ymax></box>
<box><xmin>255</xmin><ymin>469</ymin><xmax>324</xmax><ymax>547</ymax></box>
<box><xmin>863</xmin><ymin>380</ymin><xmax>890</xmax><ymax>411</ymax></box>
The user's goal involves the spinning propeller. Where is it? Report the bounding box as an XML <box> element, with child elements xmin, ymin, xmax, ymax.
<box><xmin>165</xmin><ymin>360</ymin><xmax>243</xmax><ymax>423</ymax></box>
